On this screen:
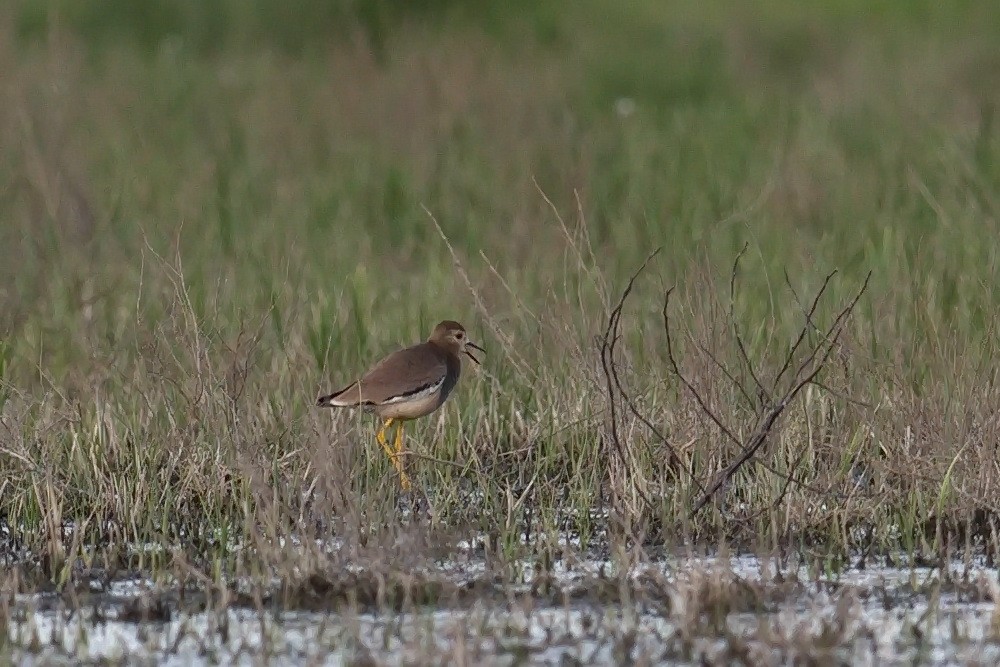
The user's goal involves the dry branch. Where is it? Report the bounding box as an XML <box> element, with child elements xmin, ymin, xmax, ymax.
<box><xmin>677</xmin><ymin>267</ymin><xmax>873</xmax><ymax>517</ymax></box>
<box><xmin>598</xmin><ymin>250</ymin><xmax>707</xmax><ymax>513</ymax></box>
<box><xmin>595</xmin><ymin>245</ymin><xmax>872</xmax><ymax>527</ymax></box>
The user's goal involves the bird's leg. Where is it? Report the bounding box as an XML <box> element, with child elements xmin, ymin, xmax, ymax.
<box><xmin>375</xmin><ymin>418</ymin><xmax>396</xmax><ymax>461</ymax></box>
<box><xmin>393</xmin><ymin>422</ymin><xmax>412</xmax><ymax>492</ymax></box>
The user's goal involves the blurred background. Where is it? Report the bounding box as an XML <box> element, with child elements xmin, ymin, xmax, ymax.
<box><xmin>1</xmin><ymin>0</ymin><xmax>999</xmax><ymax>407</ymax></box>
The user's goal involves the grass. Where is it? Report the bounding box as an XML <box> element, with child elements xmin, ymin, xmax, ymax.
<box><xmin>1</xmin><ymin>0</ymin><xmax>1000</xmax><ymax>652</ymax></box>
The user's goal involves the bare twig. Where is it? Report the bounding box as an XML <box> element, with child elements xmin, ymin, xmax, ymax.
<box><xmin>599</xmin><ymin>249</ymin><xmax>661</xmax><ymax>510</ymax></box>
<box><xmin>729</xmin><ymin>243</ymin><xmax>769</xmax><ymax>404</ymax></box>
<box><xmin>598</xmin><ymin>250</ymin><xmax>707</xmax><ymax>498</ymax></box>
<box><xmin>772</xmin><ymin>270</ymin><xmax>837</xmax><ymax>391</ymax></box>
<box><xmin>687</xmin><ymin>270</ymin><xmax>873</xmax><ymax>516</ymax></box>
<box><xmin>662</xmin><ymin>288</ymin><xmax>742</xmax><ymax>448</ymax></box>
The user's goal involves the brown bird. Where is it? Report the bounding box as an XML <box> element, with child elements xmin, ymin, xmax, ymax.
<box><xmin>316</xmin><ymin>320</ymin><xmax>485</xmax><ymax>491</ymax></box>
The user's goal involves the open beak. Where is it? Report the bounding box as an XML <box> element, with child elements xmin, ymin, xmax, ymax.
<box><xmin>464</xmin><ymin>341</ymin><xmax>485</xmax><ymax>365</ymax></box>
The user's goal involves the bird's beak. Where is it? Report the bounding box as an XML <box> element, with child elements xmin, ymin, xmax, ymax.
<box><xmin>465</xmin><ymin>341</ymin><xmax>485</xmax><ymax>365</ymax></box>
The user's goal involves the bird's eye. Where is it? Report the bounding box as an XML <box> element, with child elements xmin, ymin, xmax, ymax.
<box><xmin>456</xmin><ymin>332</ymin><xmax>464</xmax><ymax>340</ymax></box>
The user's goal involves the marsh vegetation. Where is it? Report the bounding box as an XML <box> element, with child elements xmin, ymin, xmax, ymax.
<box><xmin>1</xmin><ymin>0</ymin><xmax>999</xmax><ymax>663</ymax></box>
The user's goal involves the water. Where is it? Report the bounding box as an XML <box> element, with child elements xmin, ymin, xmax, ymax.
<box><xmin>5</xmin><ymin>552</ymin><xmax>999</xmax><ymax>665</ymax></box>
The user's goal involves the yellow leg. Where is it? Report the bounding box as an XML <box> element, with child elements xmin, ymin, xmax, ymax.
<box><xmin>374</xmin><ymin>418</ymin><xmax>411</xmax><ymax>491</ymax></box>
<box><xmin>375</xmin><ymin>418</ymin><xmax>396</xmax><ymax>460</ymax></box>
<box><xmin>393</xmin><ymin>422</ymin><xmax>412</xmax><ymax>492</ymax></box>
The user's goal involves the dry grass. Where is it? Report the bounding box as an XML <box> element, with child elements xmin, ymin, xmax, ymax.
<box><xmin>0</xmin><ymin>8</ymin><xmax>999</xmax><ymax>662</ymax></box>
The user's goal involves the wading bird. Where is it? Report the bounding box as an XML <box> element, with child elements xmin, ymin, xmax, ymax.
<box><xmin>316</xmin><ymin>320</ymin><xmax>485</xmax><ymax>491</ymax></box>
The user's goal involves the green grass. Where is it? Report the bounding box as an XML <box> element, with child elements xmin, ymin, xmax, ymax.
<box><xmin>0</xmin><ymin>0</ymin><xmax>999</xmax><ymax>589</ymax></box>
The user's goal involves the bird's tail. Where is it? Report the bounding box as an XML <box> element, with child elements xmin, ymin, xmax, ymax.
<box><xmin>316</xmin><ymin>382</ymin><xmax>363</xmax><ymax>408</ymax></box>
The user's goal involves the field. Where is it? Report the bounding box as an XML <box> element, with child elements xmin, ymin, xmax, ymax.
<box><xmin>2</xmin><ymin>0</ymin><xmax>1000</xmax><ymax>663</ymax></box>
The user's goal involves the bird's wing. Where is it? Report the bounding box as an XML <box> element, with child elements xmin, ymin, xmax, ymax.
<box><xmin>322</xmin><ymin>343</ymin><xmax>447</xmax><ymax>407</ymax></box>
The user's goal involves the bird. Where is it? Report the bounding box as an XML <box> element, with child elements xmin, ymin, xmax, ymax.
<box><xmin>316</xmin><ymin>320</ymin><xmax>485</xmax><ymax>491</ymax></box>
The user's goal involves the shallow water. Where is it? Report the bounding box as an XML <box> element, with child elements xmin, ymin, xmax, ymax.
<box><xmin>6</xmin><ymin>552</ymin><xmax>999</xmax><ymax>666</ymax></box>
